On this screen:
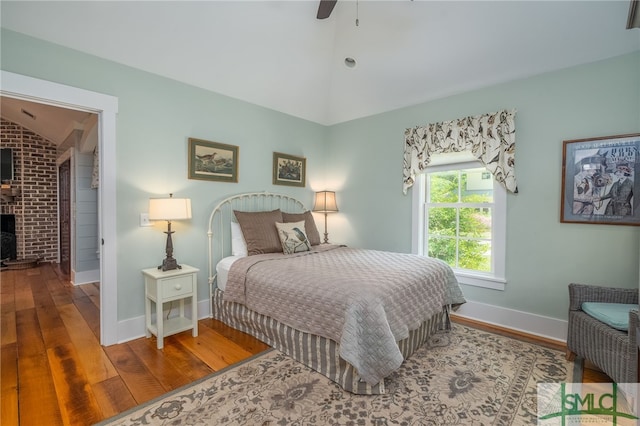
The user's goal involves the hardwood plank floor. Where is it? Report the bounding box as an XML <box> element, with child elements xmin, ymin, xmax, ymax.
<box><xmin>1</xmin><ymin>263</ymin><xmax>609</xmax><ymax>425</ymax></box>
<box><xmin>1</xmin><ymin>263</ymin><xmax>269</xmax><ymax>425</ymax></box>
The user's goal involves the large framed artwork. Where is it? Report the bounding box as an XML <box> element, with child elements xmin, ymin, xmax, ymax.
<box><xmin>561</xmin><ymin>133</ymin><xmax>640</xmax><ymax>226</ymax></box>
<box><xmin>188</xmin><ymin>138</ymin><xmax>239</xmax><ymax>183</ymax></box>
<box><xmin>273</xmin><ymin>152</ymin><xmax>306</xmax><ymax>187</ymax></box>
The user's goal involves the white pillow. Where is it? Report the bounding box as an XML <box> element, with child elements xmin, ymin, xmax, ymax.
<box><xmin>215</xmin><ymin>255</ymin><xmax>242</xmax><ymax>291</ymax></box>
<box><xmin>275</xmin><ymin>220</ymin><xmax>311</xmax><ymax>254</ymax></box>
<box><xmin>230</xmin><ymin>221</ymin><xmax>248</xmax><ymax>257</ymax></box>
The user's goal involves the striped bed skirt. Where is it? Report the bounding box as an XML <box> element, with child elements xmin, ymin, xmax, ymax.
<box><xmin>211</xmin><ymin>288</ymin><xmax>449</xmax><ymax>394</ymax></box>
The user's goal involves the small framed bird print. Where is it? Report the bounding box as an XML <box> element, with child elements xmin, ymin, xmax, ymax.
<box><xmin>188</xmin><ymin>138</ymin><xmax>239</xmax><ymax>183</ymax></box>
<box><xmin>273</xmin><ymin>152</ymin><xmax>306</xmax><ymax>187</ymax></box>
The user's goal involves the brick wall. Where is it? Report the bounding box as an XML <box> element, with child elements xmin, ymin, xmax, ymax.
<box><xmin>1</xmin><ymin>118</ymin><xmax>58</xmax><ymax>262</ymax></box>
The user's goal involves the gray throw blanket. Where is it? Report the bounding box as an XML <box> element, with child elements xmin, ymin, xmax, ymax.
<box><xmin>224</xmin><ymin>245</ymin><xmax>465</xmax><ymax>385</ymax></box>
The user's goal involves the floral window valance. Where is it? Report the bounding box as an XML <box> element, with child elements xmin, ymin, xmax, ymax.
<box><xmin>402</xmin><ymin>109</ymin><xmax>518</xmax><ymax>194</ymax></box>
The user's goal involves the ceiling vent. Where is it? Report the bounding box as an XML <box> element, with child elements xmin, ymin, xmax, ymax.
<box><xmin>20</xmin><ymin>108</ymin><xmax>36</xmax><ymax>120</ymax></box>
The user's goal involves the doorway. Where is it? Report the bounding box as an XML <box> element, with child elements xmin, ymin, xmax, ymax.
<box><xmin>1</xmin><ymin>70</ymin><xmax>119</xmax><ymax>345</ymax></box>
<box><xmin>59</xmin><ymin>159</ymin><xmax>71</xmax><ymax>275</ymax></box>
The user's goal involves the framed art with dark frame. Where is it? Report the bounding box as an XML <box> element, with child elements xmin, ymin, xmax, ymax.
<box><xmin>561</xmin><ymin>133</ymin><xmax>640</xmax><ymax>226</ymax></box>
<box><xmin>273</xmin><ymin>152</ymin><xmax>306</xmax><ymax>187</ymax></box>
<box><xmin>188</xmin><ymin>138</ymin><xmax>239</xmax><ymax>183</ymax></box>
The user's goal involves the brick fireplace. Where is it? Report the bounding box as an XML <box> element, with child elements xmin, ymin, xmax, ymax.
<box><xmin>1</xmin><ymin>119</ymin><xmax>58</xmax><ymax>262</ymax></box>
<box><xmin>0</xmin><ymin>213</ymin><xmax>16</xmax><ymax>260</ymax></box>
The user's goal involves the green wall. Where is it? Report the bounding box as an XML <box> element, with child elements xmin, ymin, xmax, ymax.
<box><xmin>2</xmin><ymin>28</ymin><xmax>639</xmax><ymax>326</ymax></box>
<box><xmin>326</xmin><ymin>51</ymin><xmax>640</xmax><ymax>320</ymax></box>
<box><xmin>1</xmin><ymin>29</ymin><xmax>327</xmax><ymax>320</ymax></box>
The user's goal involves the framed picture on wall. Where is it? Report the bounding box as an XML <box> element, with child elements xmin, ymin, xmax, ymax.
<box><xmin>273</xmin><ymin>152</ymin><xmax>306</xmax><ymax>187</ymax></box>
<box><xmin>561</xmin><ymin>133</ymin><xmax>640</xmax><ymax>226</ymax></box>
<box><xmin>188</xmin><ymin>138</ymin><xmax>239</xmax><ymax>183</ymax></box>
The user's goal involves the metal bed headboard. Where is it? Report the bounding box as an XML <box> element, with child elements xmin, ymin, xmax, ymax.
<box><xmin>207</xmin><ymin>191</ymin><xmax>307</xmax><ymax>316</ymax></box>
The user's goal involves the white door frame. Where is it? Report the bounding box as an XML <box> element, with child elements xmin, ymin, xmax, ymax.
<box><xmin>1</xmin><ymin>70</ymin><xmax>119</xmax><ymax>345</ymax></box>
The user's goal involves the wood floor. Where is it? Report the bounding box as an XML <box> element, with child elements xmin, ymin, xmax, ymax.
<box><xmin>1</xmin><ymin>263</ymin><xmax>269</xmax><ymax>425</ymax></box>
<box><xmin>1</xmin><ymin>263</ymin><xmax>609</xmax><ymax>425</ymax></box>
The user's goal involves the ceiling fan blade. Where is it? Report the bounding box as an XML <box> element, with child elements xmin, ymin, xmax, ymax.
<box><xmin>627</xmin><ymin>0</ymin><xmax>640</xmax><ymax>29</ymax></box>
<box><xmin>317</xmin><ymin>0</ymin><xmax>337</xmax><ymax>19</ymax></box>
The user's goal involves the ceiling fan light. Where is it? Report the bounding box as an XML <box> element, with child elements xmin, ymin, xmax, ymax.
<box><xmin>344</xmin><ymin>57</ymin><xmax>357</xmax><ymax>68</ymax></box>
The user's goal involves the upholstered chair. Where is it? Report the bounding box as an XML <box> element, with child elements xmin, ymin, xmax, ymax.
<box><xmin>566</xmin><ymin>283</ymin><xmax>639</xmax><ymax>384</ymax></box>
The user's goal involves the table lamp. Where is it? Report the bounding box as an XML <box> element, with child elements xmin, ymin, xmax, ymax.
<box><xmin>149</xmin><ymin>194</ymin><xmax>192</xmax><ymax>271</ymax></box>
<box><xmin>312</xmin><ymin>191</ymin><xmax>338</xmax><ymax>244</ymax></box>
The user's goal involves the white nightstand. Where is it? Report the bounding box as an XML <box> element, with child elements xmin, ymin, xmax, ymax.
<box><xmin>142</xmin><ymin>264</ymin><xmax>199</xmax><ymax>349</ymax></box>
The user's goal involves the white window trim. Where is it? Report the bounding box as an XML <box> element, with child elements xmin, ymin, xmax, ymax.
<box><xmin>411</xmin><ymin>160</ymin><xmax>507</xmax><ymax>291</ymax></box>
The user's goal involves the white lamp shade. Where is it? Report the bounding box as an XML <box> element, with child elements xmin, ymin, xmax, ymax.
<box><xmin>149</xmin><ymin>197</ymin><xmax>192</xmax><ymax>221</ymax></box>
<box><xmin>312</xmin><ymin>191</ymin><xmax>338</xmax><ymax>213</ymax></box>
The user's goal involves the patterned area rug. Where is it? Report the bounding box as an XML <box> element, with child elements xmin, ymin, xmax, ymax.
<box><xmin>99</xmin><ymin>324</ymin><xmax>576</xmax><ymax>425</ymax></box>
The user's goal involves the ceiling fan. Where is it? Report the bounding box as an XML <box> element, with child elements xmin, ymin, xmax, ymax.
<box><xmin>317</xmin><ymin>0</ymin><xmax>337</xmax><ymax>19</ymax></box>
<box><xmin>628</xmin><ymin>0</ymin><xmax>640</xmax><ymax>29</ymax></box>
<box><xmin>318</xmin><ymin>0</ymin><xmax>640</xmax><ymax>24</ymax></box>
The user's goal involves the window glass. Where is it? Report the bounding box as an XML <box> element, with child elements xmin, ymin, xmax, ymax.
<box><xmin>414</xmin><ymin>160</ymin><xmax>506</xmax><ymax>290</ymax></box>
<box><xmin>428</xmin><ymin>171</ymin><xmax>458</xmax><ymax>203</ymax></box>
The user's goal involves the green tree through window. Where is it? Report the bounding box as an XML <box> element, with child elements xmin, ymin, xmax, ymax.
<box><xmin>426</xmin><ymin>168</ymin><xmax>493</xmax><ymax>272</ymax></box>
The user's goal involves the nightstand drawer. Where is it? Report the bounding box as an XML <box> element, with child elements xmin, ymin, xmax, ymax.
<box><xmin>162</xmin><ymin>275</ymin><xmax>193</xmax><ymax>298</ymax></box>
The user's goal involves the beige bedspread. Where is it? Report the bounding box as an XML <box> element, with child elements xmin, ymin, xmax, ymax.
<box><xmin>224</xmin><ymin>245</ymin><xmax>465</xmax><ymax>385</ymax></box>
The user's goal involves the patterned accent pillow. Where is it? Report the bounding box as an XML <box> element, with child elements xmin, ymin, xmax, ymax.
<box><xmin>275</xmin><ymin>221</ymin><xmax>311</xmax><ymax>254</ymax></box>
<box><xmin>234</xmin><ymin>209</ymin><xmax>284</xmax><ymax>255</ymax></box>
<box><xmin>282</xmin><ymin>211</ymin><xmax>321</xmax><ymax>246</ymax></box>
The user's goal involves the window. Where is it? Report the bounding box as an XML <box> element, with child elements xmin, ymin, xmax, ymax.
<box><xmin>412</xmin><ymin>160</ymin><xmax>506</xmax><ymax>290</ymax></box>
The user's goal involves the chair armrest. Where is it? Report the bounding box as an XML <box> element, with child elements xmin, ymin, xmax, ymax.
<box><xmin>568</xmin><ymin>283</ymin><xmax>638</xmax><ymax>311</ymax></box>
<box><xmin>629</xmin><ymin>310</ymin><xmax>640</xmax><ymax>347</ymax></box>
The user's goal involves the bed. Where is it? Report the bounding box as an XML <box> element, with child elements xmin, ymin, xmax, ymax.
<box><xmin>207</xmin><ymin>192</ymin><xmax>465</xmax><ymax>394</ymax></box>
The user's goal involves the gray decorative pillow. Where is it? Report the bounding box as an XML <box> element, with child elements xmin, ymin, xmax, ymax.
<box><xmin>282</xmin><ymin>211</ymin><xmax>321</xmax><ymax>246</ymax></box>
<box><xmin>233</xmin><ymin>209</ymin><xmax>284</xmax><ymax>255</ymax></box>
<box><xmin>275</xmin><ymin>221</ymin><xmax>311</xmax><ymax>254</ymax></box>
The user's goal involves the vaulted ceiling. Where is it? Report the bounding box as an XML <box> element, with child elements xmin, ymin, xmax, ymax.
<box><xmin>2</xmin><ymin>0</ymin><xmax>639</xmax><ymax>137</ymax></box>
<box><xmin>1</xmin><ymin>97</ymin><xmax>95</xmax><ymax>147</ymax></box>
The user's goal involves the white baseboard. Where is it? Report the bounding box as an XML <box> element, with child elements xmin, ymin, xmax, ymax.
<box><xmin>117</xmin><ymin>315</ymin><xmax>146</xmax><ymax>344</ymax></box>
<box><xmin>115</xmin><ymin>298</ymin><xmax>211</xmax><ymax>344</ymax></box>
<box><xmin>72</xmin><ymin>269</ymin><xmax>100</xmax><ymax>285</ymax></box>
<box><xmin>453</xmin><ymin>300</ymin><xmax>568</xmax><ymax>343</ymax></box>
<box><xmin>115</xmin><ymin>299</ymin><xmax>567</xmax><ymax>345</ymax></box>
